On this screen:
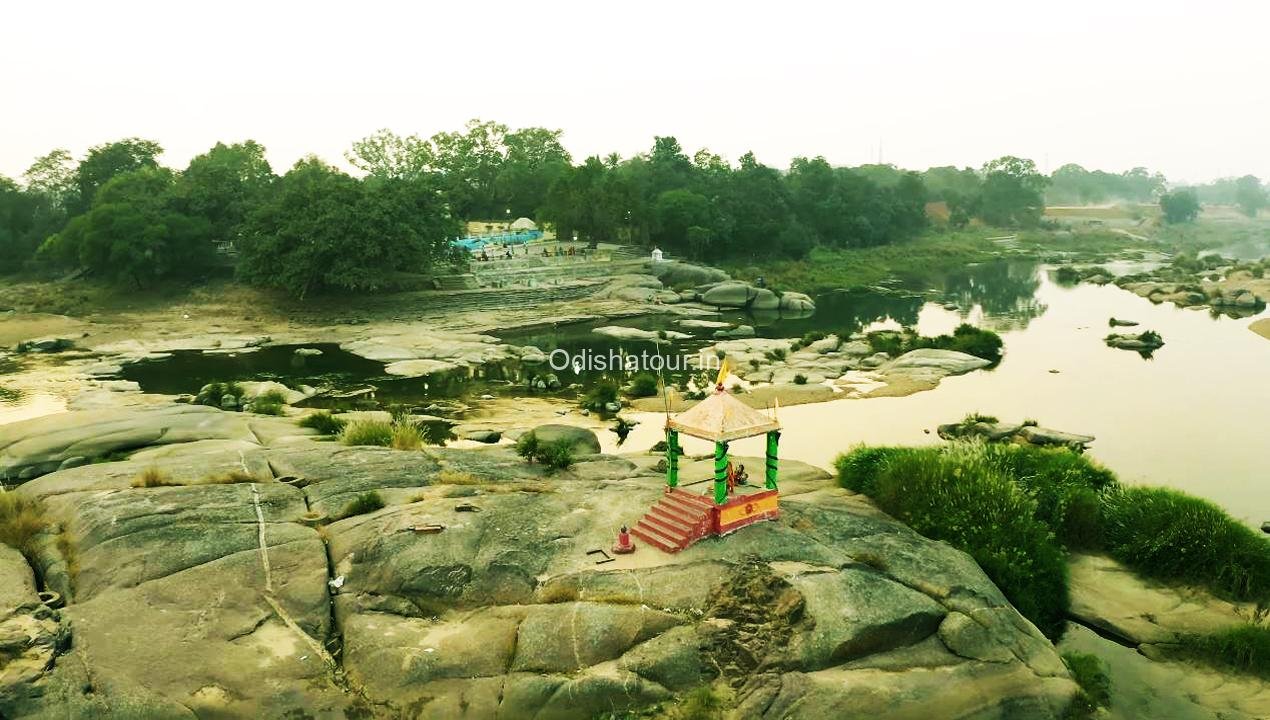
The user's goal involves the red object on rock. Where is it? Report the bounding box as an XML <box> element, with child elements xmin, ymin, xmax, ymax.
<box><xmin>612</xmin><ymin>525</ymin><xmax>636</xmax><ymax>554</ymax></box>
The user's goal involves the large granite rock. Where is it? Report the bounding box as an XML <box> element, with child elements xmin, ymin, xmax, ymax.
<box><xmin>1</xmin><ymin>424</ymin><xmax>1082</xmax><ymax>719</ymax></box>
<box><xmin>522</xmin><ymin>423</ymin><xmax>602</xmax><ymax>455</ymax></box>
<box><xmin>648</xmin><ymin>261</ymin><xmax>730</xmax><ymax>288</ymax></box>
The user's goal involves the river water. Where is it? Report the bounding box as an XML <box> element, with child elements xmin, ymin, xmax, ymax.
<box><xmin>614</xmin><ymin>267</ymin><xmax>1270</xmax><ymax>525</ymax></box>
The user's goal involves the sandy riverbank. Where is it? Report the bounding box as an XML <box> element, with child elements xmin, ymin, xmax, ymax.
<box><xmin>1251</xmin><ymin>317</ymin><xmax>1270</xmax><ymax>341</ymax></box>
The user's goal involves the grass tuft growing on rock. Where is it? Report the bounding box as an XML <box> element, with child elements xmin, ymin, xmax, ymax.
<box><xmin>1062</xmin><ymin>651</ymin><xmax>1111</xmax><ymax>717</ymax></box>
<box><xmin>1175</xmin><ymin>624</ymin><xmax>1270</xmax><ymax>680</ymax></box>
<box><xmin>132</xmin><ymin>466</ymin><xmax>176</xmax><ymax>488</ymax></box>
<box><xmin>299</xmin><ymin>411</ymin><xmax>347</xmax><ymax>436</ymax></box>
<box><xmin>0</xmin><ymin>493</ymin><xmax>48</xmax><ymax>559</ymax></box>
<box><xmin>340</xmin><ymin>419</ymin><xmax>395</xmax><ymax>447</ymax></box>
<box><xmin>1101</xmin><ymin>487</ymin><xmax>1270</xmax><ymax>602</ymax></box>
<box><xmin>390</xmin><ymin>422</ymin><xmax>424</xmax><ymax>451</ymax></box>
<box><xmin>205</xmin><ymin>470</ymin><xmax>258</xmax><ymax>484</ymax></box>
<box><xmin>249</xmin><ymin>389</ymin><xmax>287</xmax><ymax>416</ymax></box>
<box><xmin>340</xmin><ymin>492</ymin><xmax>385</xmax><ymax>519</ymax></box>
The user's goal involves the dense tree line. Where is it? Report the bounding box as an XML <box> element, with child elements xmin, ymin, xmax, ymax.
<box><xmin>5</xmin><ymin>119</ymin><xmax>1254</xmax><ymax>296</ymax></box>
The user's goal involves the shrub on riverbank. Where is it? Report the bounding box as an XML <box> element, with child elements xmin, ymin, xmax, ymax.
<box><xmin>299</xmin><ymin>411</ymin><xmax>347</xmax><ymax>436</ymax></box>
<box><xmin>865</xmin><ymin>324</ymin><xmax>1003</xmax><ymax>363</ymax></box>
<box><xmin>627</xmin><ymin>373</ymin><xmax>659</xmax><ymax>398</ymax></box>
<box><xmin>250</xmin><ymin>389</ymin><xmax>287</xmax><ymax>415</ymax></box>
<box><xmin>341</xmin><ymin>419</ymin><xmax>395</xmax><ymax>447</ymax></box>
<box><xmin>582</xmin><ymin>380</ymin><xmax>620</xmax><ymax>411</ymax></box>
<box><xmin>1175</xmin><ymin>625</ymin><xmax>1270</xmax><ymax>680</ymax></box>
<box><xmin>515</xmin><ymin>432</ymin><xmax>575</xmax><ymax>470</ymax></box>
<box><xmin>838</xmin><ymin>443</ymin><xmax>1070</xmax><ymax>639</ymax></box>
<box><xmin>1101</xmin><ymin>487</ymin><xmax>1270</xmax><ymax>602</ymax></box>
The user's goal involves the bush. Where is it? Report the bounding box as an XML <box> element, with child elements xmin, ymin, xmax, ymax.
<box><xmin>1175</xmin><ymin>624</ymin><xmax>1270</xmax><ymax>680</ymax></box>
<box><xmin>977</xmin><ymin>444</ymin><xmax>1116</xmax><ymax>550</ymax></box>
<box><xmin>582</xmin><ymin>379</ymin><xmax>620</xmax><ymax>411</ymax></box>
<box><xmin>391</xmin><ymin>422</ymin><xmax>424</xmax><ymax>450</ymax></box>
<box><xmin>0</xmin><ymin>493</ymin><xmax>47</xmax><ymax>558</ymax></box>
<box><xmin>250</xmin><ymin>389</ymin><xmax>287</xmax><ymax>416</ymax></box>
<box><xmin>1101</xmin><ymin>487</ymin><xmax>1270</xmax><ymax>602</ymax></box>
<box><xmin>537</xmin><ymin>439</ymin><xmax>576</xmax><ymax>470</ymax></box>
<box><xmin>627</xmin><ymin>373</ymin><xmax>660</xmax><ymax>398</ymax></box>
<box><xmin>341</xmin><ymin>419</ymin><xmax>394</xmax><ymax>447</ymax></box>
<box><xmin>866</xmin><ymin>332</ymin><xmax>905</xmax><ymax>357</ymax></box>
<box><xmin>515</xmin><ymin>431</ymin><xmax>540</xmax><ymax>462</ymax></box>
<box><xmin>834</xmin><ymin>445</ymin><xmax>909</xmax><ymax>495</ymax></box>
<box><xmin>793</xmin><ymin>374</ymin><xmax>808</xmax><ymax>385</ymax></box>
<box><xmin>132</xmin><ymin>466</ymin><xmax>176</xmax><ymax>488</ymax></box>
<box><xmin>341</xmin><ymin>491</ymin><xmax>385</xmax><ymax>518</ymax></box>
<box><xmin>1062</xmin><ymin>651</ymin><xmax>1112</xmax><ymax>713</ymax></box>
<box><xmin>515</xmin><ymin>432</ymin><xmax>575</xmax><ymax>470</ymax></box>
<box><xmin>299</xmin><ymin>411</ymin><xmax>347</xmax><ymax>436</ymax></box>
<box><xmin>836</xmin><ymin>443</ymin><xmax>1070</xmax><ymax>639</ymax></box>
<box><xmin>196</xmin><ymin>381</ymin><xmax>245</xmax><ymax>408</ymax></box>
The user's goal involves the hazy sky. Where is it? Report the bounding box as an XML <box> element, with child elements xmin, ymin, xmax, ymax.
<box><xmin>3</xmin><ymin>1</ymin><xmax>1267</xmax><ymax>184</ymax></box>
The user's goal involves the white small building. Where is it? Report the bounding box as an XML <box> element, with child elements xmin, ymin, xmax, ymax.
<box><xmin>651</xmin><ymin>247</ymin><xmax>664</xmax><ymax>263</ymax></box>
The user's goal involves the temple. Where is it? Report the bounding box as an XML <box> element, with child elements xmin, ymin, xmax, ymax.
<box><xmin>630</xmin><ymin>382</ymin><xmax>782</xmax><ymax>553</ymax></box>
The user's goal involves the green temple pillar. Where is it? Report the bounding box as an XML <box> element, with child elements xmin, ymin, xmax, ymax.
<box><xmin>765</xmin><ymin>430</ymin><xmax>781</xmax><ymax>490</ymax></box>
<box><xmin>665</xmin><ymin>429</ymin><xmax>680</xmax><ymax>488</ymax></box>
<box><xmin>713</xmin><ymin>441</ymin><xmax>729</xmax><ymax>504</ymax></box>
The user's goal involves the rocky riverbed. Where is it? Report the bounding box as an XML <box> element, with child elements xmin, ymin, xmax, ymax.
<box><xmin>0</xmin><ymin>404</ymin><xmax>1090</xmax><ymax>719</ymax></box>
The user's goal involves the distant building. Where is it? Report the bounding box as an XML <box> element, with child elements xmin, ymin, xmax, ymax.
<box><xmin>651</xmin><ymin>247</ymin><xmax>664</xmax><ymax>263</ymax></box>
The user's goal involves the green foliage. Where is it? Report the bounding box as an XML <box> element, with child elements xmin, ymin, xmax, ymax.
<box><xmin>0</xmin><ymin>385</ymin><xmax>23</xmax><ymax>403</ymax></box>
<box><xmin>195</xmin><ymin>382</ymin><xmax>244</xmax><ymax>408</ymax></box>
<box><xmin>0</xmin><ymin>493</ymin><xmax>47</xmax><ymax>560</ymax></box>
<box><xmin>840</xmin><ymin>443</ymin><xmax>1070</xmax><ymax>639</ymax></box>
<box><xmin>978</xmin><ymin>156</ymin><xmax>1048</xmax><ymax>227</ymax></box>
<box><xmin>249</xmin><ymin>390</ymin><xmax>286</xmax><ymax>416</ymax></box>
<box><xmin>514</xmin><ymin>431</ymin><xmax>540</xmax><ymax>461</ymax></box>
<box><xmin>514</xmin><ymin>432</ymin><xmax>575</xmax><ymax>470</ymax></box>
<box><xmin>1175</xmin><ymin>625</ymin><xmax>1270</xmax><ymax>679</ymax></box>
<box><xmin>582</xmin><ymin>379</ymin><xmax>621</xmax><ymax>411</ymax></box>
<box><xmin>1160</xmin><ymin>189</ymin><xmax>1201</xmax><ymax>224</ymax></box>
<box><xmin>1101</xmin><ymin>487</ymin><xmax>1270</xmax><ymax>602</ymax></box>
<box><xmin>174</xmin><ymin>140</ymin><xmax>274</xmax><ymax>245</ymax></box>
<box><xmin>1062</xmin><ymin>652</ymin><xmax>1112</xmax><ymax>714</ymax></box>
<box><xmin>793</xmin><ymin>374</ymin><xmax>808</xmax><ymax>385</ymax></box>
<box><xmin>390</xmin><ymin>422</ymin><xmax>425</xmax><ymax>451</ymax></box>
<box><xmin>341</xmin><ymin>492</ymin><xmax>385</xmax><ymax>519</ymax></box>
<box><xmin>628</xmin><ymin>373</ymin><xmax>660</xmax><ymax>398</ymax></box>
<box><xmin>866</xmin><ymin>324</ymin><xmax>1003</xmax><ymax>362</ymax></box>
<box><xmin>72</xmin><ymin>138</ymin><xmax>163</xmax><ymax>213</ymax></box>
<box><xmin>340</xmin><ymin>419</ymin><xmax>395</xmax><ymax>447</ymax></box>
<box><xmin>299</xmin><ymin>411</ymin><xmax>347</xmax><ymax>436</ymax></box>
<box><xmin>1233</xmin><ymin>175</ymin><xmax>1267</xmax><ymax>218</ymax></box>
<box><xmin>236</xmin><ymin>157</ymin><xmax>460</xmax><ymax>298</ymax></box>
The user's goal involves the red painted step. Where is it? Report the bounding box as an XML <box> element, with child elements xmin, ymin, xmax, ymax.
<box><xmin>631</xmin><ymin>522</ymin><xmax>682</xmax><ymax>553</ymax></box>
<box><xmin>629</xmin><ymin>489</ymin><xmax>717</xmax><ymax>553</ymax></box>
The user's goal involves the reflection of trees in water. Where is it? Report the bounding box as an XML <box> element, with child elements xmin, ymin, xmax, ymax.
<box><xmin>779</xmin><ymin>290</ymin><xmax>924</xmax><ymax>338</ymax></box>
<box><xmin>940</xmin><ymin>260</ymin><xmax>1047</xmax><ymax>331</ymax></box>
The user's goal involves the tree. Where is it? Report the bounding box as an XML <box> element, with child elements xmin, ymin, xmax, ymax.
<box><xmin>43</xmin><ymin>167</ymin><xmax>213</xmax><ymax>286</ymax></box>
<box><xmin>652</xmin><ymin>189</ymin><xmax>710</xmax><ymax>254</ymax></box>
<box><xmin>429</xmin><ymin>119</ymin><xmax>508</xmax><ymax>220</ymax></box>
<box><xmin>1159</xmin><ymin>189</ymin><xmax>1200</xmax><ymax>224</ymax></box>
<box><xmin>73</xmin><ymin>138</ymin><xmax>163</xmax><ymax>213</ymax></box>
<box><xmin>175</xmin><ymin>141</ymin><xmax>274</xmax><ymax>245</ymax></box>
<box><xmin>23</xmin><ymin>149</ymin><xmax>78</xmax><ymax>211</ymax></box>
<box><xmin>236</xmin><ymin>158</ymin><xmax>459</xmax><ymax>298</ymax></box>
<box><xmin>1233</xmin><ymin>175</ymin><xmax>1266</xmax><ymax>218</ymax></box>
<box><xmin>345</xmin><ymin>129</ymin><xmax>434</xmax><ymax>180</ymax></box>
<box><xmin>979</xmin><ymin>156</ymin><xmax>1047</xmax><ymax>227</ymax></box>
<box><xmin>0</xmin><ymin>176</ymin><xmax>41</xmax><ymax>271</ymax></box>
<box><xmin>496</xmin><ymin>127</ymin><xmax>571</xmax><ymax>218</ymax></box>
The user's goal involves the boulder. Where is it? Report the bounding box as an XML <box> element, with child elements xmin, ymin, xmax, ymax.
<box><xmin>751</xmin><ymin>288</ymin><xmax>781</xmax><ymax>311</ymax></box>
<box><xmin>1105</xmin><ymin>332</ymin><xmax>1164</xmax><ymax>351</ymax></box>
<box><xmin>881</xmin><ymin>349</ymin><xmax>991</xmax><ymax>375</ymax></box>
<box><xmin>526</xmin><ymin>424</ymin><xmax>602</xmax><ymax>454</ymax></box>
<box><xmin>1017</xmin><ymin>426</ymin><xmax>1096</xmax><ymax>448</ymax></box>
<box><xmin>678</xmin><ymin>319</ymin><xmax>733</xmax><ymax>330</ymax></box>
<box><xmin>293</xmin><ymin>347</ymin><xmax>323</xmax><ymax>357</ymax></box>
<box><xmin>701</xmin><ymin>282</ymin><xmax>759</xmax><ymax>308</ymax></box>
<box><xmin>592</xmin><ymin>326</ymin><xmax>690</xmax><ymax>342</ymax></box>
<box><xmin>647</xmin><ymin>261</ymin><xmax>730</xmax><ymax>288</ymax></box>
<box><xmin>714</xmin><ymin>325</ymin><xmax>757</xmax><ymax>339</ymax></box>
<box><xmin>779</xmin><ymin>291</ymin><xmax>816</xmax><ymax>312</ymax></box>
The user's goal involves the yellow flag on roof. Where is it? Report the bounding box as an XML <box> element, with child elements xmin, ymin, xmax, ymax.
<box><xmin>715</xmin><ymin>358</ymin><xmax>730</xmax><ymax>387</ymax></box>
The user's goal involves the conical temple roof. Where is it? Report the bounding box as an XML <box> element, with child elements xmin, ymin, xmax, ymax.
<box><xmin>667</xmin><ymin>388</ymin><xmax>780</xmax><ymax>442</ymax></box>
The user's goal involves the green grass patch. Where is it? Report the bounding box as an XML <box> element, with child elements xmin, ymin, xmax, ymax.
<box><xmin>340</xmin><ymin>491</ymin><xmax>385</xmax><ymax>519</ymax></box>
<box><xmin>1062</xmin><ymin>651</ymin><xmax>1112</xmax><ymax>716</ymax></box>
<box><xmin>582</xmin><ymin>379</ymin><xmax>620</xmax><ymax>411</ymax></box>
<box><xmin>867</xmin><ymin>324</ymin><xmax>1003</xmax><ymax>362</ymax></box>
<box><xmin>836</xmin><ymin>443</ymin><xmax>1070</xmax><ymax>639</ymax></box>
<box><xmin>1174</xmin><ymin>624</ymin><xmax>1270</xmax><ymax>680</ymax></box>
<box><xmin>515</xmin><ymin>432</ymin><xmax>576</xmax><ymax>470</ymax></box>
<box><xmin>340</xmin><ymin>419</ymin><xmax>395</xmax><ymax>447</ymax></box>
<box><xmin>1101</xmin><ymin>487</ymin><xmax>1270</xmax><ymax>602</ymax></box>
<box><xmin>390</xmin><ymin>422</ymin><xmax>424</xmax><ymax>451</ymax></box>
<box><xmin>249</xmin><ymin>389</ymin><xmax>287</xmax><ymax>415</ymax></box>
<box><xmin>299</xmin><ymin>411</ymin><xmax>347</xmax><ymax>436</ymax></box>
